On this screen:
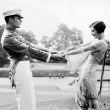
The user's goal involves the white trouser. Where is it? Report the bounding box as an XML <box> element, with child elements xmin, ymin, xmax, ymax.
<box><xmin>15</xmin><ymin>61</ymin><xmax>36</xmax><ymax>110</ymax></box>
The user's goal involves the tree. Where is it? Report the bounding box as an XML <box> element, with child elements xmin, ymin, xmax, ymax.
<box><xmin>39</xmin><ymin>24</ymin><xmax>84</xmax><ymax>63</ymax></box>
<box><xmin>0</xmin><ymin>25</ymin><xmax>9</xmax><ymax>67</ymax></box>
<box><xmin>104</xmin><ymin>43</ymin><xmax>110</xmax><ymax>65</ymax></box>
<box><xmin>50</xmin><ymin>24</ymin><xmax>83</xmax><ymax>51</ymax></box>
<box><xmin>99</xmin><ymin>42</ymin><xmax>110</xmax><ymax>65</ymax></box>
<box><xmin>18</xmin><ymin>30</ymin><xmax>38</xmax><ymax>44</ymax></box>
<box><xmin>40</xmin><ymin>35</ymin><xmax>52</xmax><ymax>49</ymax></box>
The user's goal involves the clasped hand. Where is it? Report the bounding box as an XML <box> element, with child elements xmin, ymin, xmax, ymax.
<box><xmin>50</xmin><ymin>50</ymin><xmax>65</xmax><ymax>58</ymax></box>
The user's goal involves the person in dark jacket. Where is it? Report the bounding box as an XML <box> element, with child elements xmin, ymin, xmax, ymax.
<box><xmin>1</xmin><ymin>9</ymin><xmax>62</xmax><ymax>87</ymax></box>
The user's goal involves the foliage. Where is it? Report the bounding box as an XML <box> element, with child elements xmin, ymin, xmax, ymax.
<box><xmin>40</xmin><ymin>24</ymin><xmax>84</xmax><ymax>63</ymax></box>
<box><xmin>0</xmin><ymin>25</ymin><xmax>9</xmax><ymax>67</ymax></box>
<box><xmin>18</xmin><ymin>29</ymin><xmax>38</xmax><ymax>44</ymax></box>
<box><xmin>99</xmin><ymin>43</ymin><xmax>110</xmax><ymax>65</ymax></box>
<box><xmin>40</xmin><ymin>23</ymin><xmax>110</xmax><ymax>65</ymax></box>
<box><xmin>105</xmin><ymin>50</ymin><xmax>110</xmax><ymax>65</ymax></box>
<box><xmin>40</xmin><ymin>35</ymin><xmax>51</xmax><ymax>48</ymax></box>
<box><xmin>104</xmin><ymin>44</ymin><xmax>110</xmax><ymax>65</ymax></box>
<box><xmin>48</xmin><ymin>24</ymin><xmax>83</xmax><ymax>51</ymax></box>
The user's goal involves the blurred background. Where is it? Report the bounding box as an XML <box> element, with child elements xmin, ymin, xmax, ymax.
<box><xmin>0</xmin><ymin>1</ymin><xmax>110</xmax><ymax>109</ymax></box>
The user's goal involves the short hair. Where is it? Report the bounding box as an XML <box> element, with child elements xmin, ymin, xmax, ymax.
<box><xmin>89</xmin><ymin>21</ymin><xmax>106</xmax><ymax>34</ymax></box>
<box><xmin>4</xmin><ymin>15</ymin><xmax>21</xmax><ymax>23</ymax></box>
<box><xmin>4</xmin><ymin>15</ymin><xmax>15</xmax><ymax>23</ymax></box>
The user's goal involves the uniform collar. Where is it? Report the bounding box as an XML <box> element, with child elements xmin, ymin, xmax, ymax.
<box><xmin>5</xmin><ymin>25</ymin><xmax>16</xmax><ymax>32</ymax></box>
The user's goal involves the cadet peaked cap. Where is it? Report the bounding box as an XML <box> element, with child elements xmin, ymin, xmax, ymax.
<box><xmin>2</xmin><ymin>9</ymin><xmax>23</xmax><ymax>18</ymax></box>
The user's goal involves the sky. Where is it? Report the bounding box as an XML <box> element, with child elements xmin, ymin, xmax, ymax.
<box><xmin>0</xmin><ymin>0</ymin><xmax>110</xmax><ymax>42</ymax></box>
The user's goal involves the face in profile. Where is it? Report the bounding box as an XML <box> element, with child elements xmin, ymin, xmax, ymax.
<box><xmin>90</xmin><ymin>26</ymin><xmax>99</xmax><ymax>39</ymax></box>
<box><xmin>9</xmin><ymin>16</ymin><xmax>22</xmax><ymax>28</ymax></box>
<box><xmin>89</xmin><ymin>21</ymin><xmax>106</xmax><ymax>40</ymax></box>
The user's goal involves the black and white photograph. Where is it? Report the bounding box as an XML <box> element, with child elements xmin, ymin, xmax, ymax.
<box><xmin>0</xmin><ymin>0</ymin><xmax>110</xmax><ymax>110</ymax></box>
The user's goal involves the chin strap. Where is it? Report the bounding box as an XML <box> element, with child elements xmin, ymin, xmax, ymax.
<box><xmin>98</xmin><ymin>51</ymin><xmax>107</xmax><ymax>98</ymax></box>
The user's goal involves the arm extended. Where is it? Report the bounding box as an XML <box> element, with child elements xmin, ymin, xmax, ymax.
<box><xmin>64</xmin><ymin>41</ymin><xmax>98</xmax><ymax>56</ymax></box>
<box><xmin>4</xmin><ymin>36</ymin><xmax>63</xmax><ymax>62</ymax></box>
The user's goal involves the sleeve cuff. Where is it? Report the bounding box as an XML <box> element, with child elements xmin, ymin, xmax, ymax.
<box><xmin>46</xmin><ymin>51</ymin><xmax>51</xmax><ymax>62</ymax></box>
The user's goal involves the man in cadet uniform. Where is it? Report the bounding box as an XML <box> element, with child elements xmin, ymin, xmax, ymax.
<box><xmin>1</xmin><ymin>9</ymin><xmax>64</xmax><ymax>110</ymax></box>
<box><xmin>1</xmin><ymin>9</ymin><xmax>63</xmax><ymax>88</ymax></box>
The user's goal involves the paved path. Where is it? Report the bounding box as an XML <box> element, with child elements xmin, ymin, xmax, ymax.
<box><xmin>0</xmin><ymin>78</ymin><xmax>110</xmax><ymax>110</ymax></box>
